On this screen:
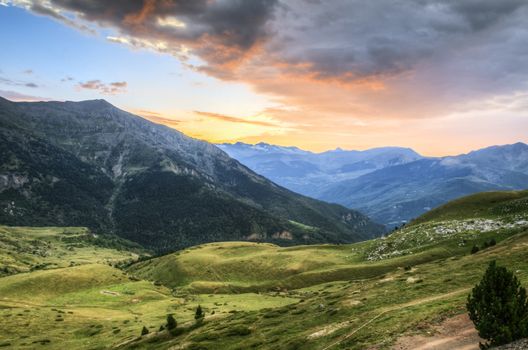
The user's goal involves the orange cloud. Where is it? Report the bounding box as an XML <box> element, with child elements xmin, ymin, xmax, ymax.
<box><xmin>134</xmin><ymin>111</ymin><xmax>181</xmax><ymax>128</ymax></box>
<box><xmin>194</xmin><ymin>110</ymin><xmax>280</xmax><ymax>128</ymax></box>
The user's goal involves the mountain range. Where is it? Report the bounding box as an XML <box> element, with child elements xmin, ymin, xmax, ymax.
<box><xmin>218</xmin><ymin>142</ymin><xmax>528</xmax><ymax>227</ymax></box>
<box><xmin>0</xmin><ymin>97</ymin><xmax>383</xmax><ymax>253</ymax></box>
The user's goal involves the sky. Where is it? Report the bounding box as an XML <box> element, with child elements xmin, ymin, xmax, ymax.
<box><xmin>0</xmin><ymin>1</ymin><xmax>527</xmax><ymax>156</ymax></box>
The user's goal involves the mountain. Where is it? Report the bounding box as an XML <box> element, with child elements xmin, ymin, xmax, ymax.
<box><xmin>220</xmin><ymin>141</ymin><xmax>528</xmax><ymax>228</ymax></box>
<box><xmin>0</xmin><ymin>97</ymin><xmax>383</xmax><ymax>252</ymax></box>
<box><xmin>319</xmin><ymin>143</ymin><xmax>528</xmax><ymax>226</ymax></box>
<box><xmin>217</xmin><ymin>142</ymin><xmax>422</xmax><ymax>197</ymax></box>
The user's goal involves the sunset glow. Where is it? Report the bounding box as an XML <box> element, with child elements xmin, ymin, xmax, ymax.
<box><xmin>1</xmin><ymin>1</ymin><xmax>527</xmax><ymax>156</ymax></box>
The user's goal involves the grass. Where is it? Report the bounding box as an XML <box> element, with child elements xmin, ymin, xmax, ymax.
<box><xmin>2</xmin><ymin>190</ymin><xmax>528</xmax><ymax>349</ymax></box>
<box><xmin>409</xmin><ymin>189</ymin><xmax>528</xmax><ymax>225</ymax></box>
<box><xmin>124</xmin><ymin>229</ymin><xmax>528</xmax><ymax>350</ymax></box>
<box><xmin>0</xmin><ymin>225</ymin><xmax>141</xmax><ymax>276</ymax></box>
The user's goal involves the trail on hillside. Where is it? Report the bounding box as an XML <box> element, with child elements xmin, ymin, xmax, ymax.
<box><xmin>393</xmin><ymin>313</ymin><xmax>481</xmax><ymax>350</ymax></box>
<box><xmin>320</xmin><ymin>288</ymin><xmax>470</xmax><ymax>350</ymax></box>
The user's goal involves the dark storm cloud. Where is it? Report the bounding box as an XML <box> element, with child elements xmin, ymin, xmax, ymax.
<box><xmin>446</xmin><ymin>0</ymin><xmax>526</xmax><ymax>30</ymax></box>
<box><xmin>22</xmin><ymin>0</ymin><xmax>278</xmax><ymax>67</ymax></box>
<box><xmin>271</xmin><ymin>0</ymin><xmax>528</xmax><ymax>82</ymax></box>
<box><xmin>13</xmin><ymin>0</ymin><xmax>528</xmax><ymax>96</ymax></box>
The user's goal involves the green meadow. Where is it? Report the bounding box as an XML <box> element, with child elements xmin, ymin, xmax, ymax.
<box><xmin>1</xmin><ymin>190</ymin><xmax>528</xmax><ymax>349</ymax></box>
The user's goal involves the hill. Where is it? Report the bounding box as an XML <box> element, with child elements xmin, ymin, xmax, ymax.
<box><xmin>1</xmin><ymin>191</ymin><xmax>528</xmax><ymax>349</ymax></box>
<box><xmin>0</xmin><ymin>225</ymin><xmax>143</xmax><ymax>277</ymax></box>
<box><xmin>0</xmin><ymin>97</ymin><xmax>383</xmax><ymax>252</ymax></box>
<box><xmin>129</xmin><ymin>191</ymin><xmax>528</xmax><ymax>293</ymax></box>
<box><xmin>219</xmin><ymin>141</ymin><xmax>528</xmax><ymax>227</ymax></box>
<box><xmin>409</xmin><ymin>190</ymin><xmax>528</xmax><ymax>225</ymax></box>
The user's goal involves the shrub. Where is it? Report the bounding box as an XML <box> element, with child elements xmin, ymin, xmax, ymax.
<box><xmin>166</xmin><ymin>314</ymin><xmax>177</xmax><ymax>330</ymax></box>
<box><xmin>467</xmin><ymin>261</ymin><xmax>528</xmax><ymax>349</ymax></box>
<box><xmin>141</xmin><ymin>326</ymin><xmax>149</xmax><ymax>336</ymax></box>
<box><xmin>470</xmin><ymin>245</ymin><xmax>480</xmax><ymax>254</ymax></box>
<box><xmin>195</xmin><ymin>305</ymin><xmax>204</xmax><ymax>322</ymax></box>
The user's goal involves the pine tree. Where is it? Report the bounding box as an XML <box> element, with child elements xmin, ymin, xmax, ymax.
<box><xmin>467</xmin><ymin>261</ymin><xmax>528</xmax><ymax>349</ymax></box>
<box><xmin>166</xmin><ymin>314</ymin><xmax>177</xmax><ymax>330</ymax></box>
<box><xmin>195</xmin><ymin>305</ymin><xmax>204</xmax><ymax>322</ymax></box>
<box><xmin>141</xmin><ymin>326</ymin><xmax>149</xmax><ymax>336</ymax></box>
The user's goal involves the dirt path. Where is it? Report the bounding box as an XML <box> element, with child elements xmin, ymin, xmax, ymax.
<box><xmin>392</xmin><ymin>313</ymin><xmax>482</xmax><ymax>350</ymax></box>
<box><xmin>320</xmin><ymin>288</ymin><xmax>470</xmax><ymax>350</ymax></box>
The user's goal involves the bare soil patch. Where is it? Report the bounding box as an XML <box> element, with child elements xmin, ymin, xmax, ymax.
<box><xmin>392</xmin><ymin>313</ymin><xmax>482</xmax><ymax>350</ymax></box>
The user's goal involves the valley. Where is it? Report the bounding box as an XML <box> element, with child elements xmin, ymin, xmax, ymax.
<box><xmin>1</xmin><ymin>191</ymin><xmax>527</xmax><ymax>349</ymax></box>
<box><xmin>2</xmin><ymin>3</ymin><xmax>528</xmax><ymax>349</ymax></box>
<box><xmin>0</xmin><ymin>97</ymin><xmax>383</xmax><ymax>254</ymax></box>
<box><xmin>219</xmin><ymin>142</ymin><xmax>528</xmax><ymax>227</ymax></box>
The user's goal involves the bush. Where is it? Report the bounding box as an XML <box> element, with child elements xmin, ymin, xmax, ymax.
<box><xmin>467</xmin><ymin>261</ymin><xmax>528</xmax><ymax>349</ymax></box>
<box><xmin>470</xmin><ymin>245</ymin><xmax>480</xmax><ymax>254</ymax></box>
<box><xmin>141</xmin><ymin>326</ymin><xmax>149</xmax><ymax>336</ymax></box>
<box><xmin>166</xmin><ymin>314</ymin><xmax>177</xmax><ymax>330</ymax></box>
<box><xmin>483</xmin><ymin>238</ymin><xmax>496</xmax><ymax>248</ymax></box>
<box><xmin>195</xmin><ymin>305</ymin><xmax>204</xmax><ymax>322</ymax></box>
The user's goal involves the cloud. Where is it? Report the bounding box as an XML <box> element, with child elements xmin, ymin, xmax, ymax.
<box><xmin>194</xmin><ymin>110</ymin><xmax>280</xmax><ymax>127</ymax></box>
<box><xmin>10</xmin><ymin>0</ymin><xmax>278</xmax><ymax>69</ymax></box>
<box><xmin>0</xmin><ymin>75</ymin><xmax>40</xmax><ymax>89</ymax></box>
<box><xmin>12</xmin><ymin>1</ymin><xmax>528</xmax><ymax>112</ymax></box>
<box><xmin>77</xmin><ymin>80</ymin><xmax>128</xmax><ymax>94</ymax></box>
<box><xmin>26</xmin><ymin>2</ymin><xmax>96</xmax><ymax>34</ymax></box>
<box><xmin>0</xmin><ymin>89</ymin><xmax>50</xmax><ymax>102</ymax></box>
<box><xmin>7</xmin><ymin>0</ymin><xmax>528</xmax><ymax>152</ymax></box>
<box><xmin>23</xmin><ymin>69</ymin><xmax>33</xmax><ymax>74</ymax></box>
<box><xmin>135</xmin><ymin>112</ymin><xmax>182</xmax><ymax>128</ymax></box>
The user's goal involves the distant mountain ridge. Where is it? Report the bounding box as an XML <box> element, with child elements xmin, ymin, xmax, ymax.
<box><xmin>217</xmin><ymin>142</ymin><xmax>422</xmax><ymax>198</ymax></box>
<box><xmin>0</xmin><ymin>97</ymin><xmax>383</xmax><ymax>253</ymax></box>
<box><xmin>218</xmin><ymin>141</ymin><xmax>528</xmax><ymax>227</ymax></box>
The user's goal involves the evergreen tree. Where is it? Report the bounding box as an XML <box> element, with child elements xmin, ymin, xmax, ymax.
<box><xmin>141</xmin><ymin>326</ymin><xmax>149</xmax><ymax>336</ymax></box>
<box><xmin>467</xmin><ymin>261</ymin><xmax>528</xmax><ymax>349</ymax></box>
<box><xmin>166</xmin><ymin>314</ymin><xmax>177</xmax><ymax>330</ymax></box>
<box><xmin>195</xmin><ymin>305</ymin><xmax>204</xmax><ymax>322</ymax></box>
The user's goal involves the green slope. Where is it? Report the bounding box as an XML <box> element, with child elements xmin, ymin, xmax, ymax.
<box><xmin>0</xmin><ymin>225</ymin><xmax>143</xmax><ymax>276</ymax></box>
<box><xmin>409</xmin><ymin>189</ymin><xmax>528</xmax><ymax>225</ymax></box>
<box><xmin>2</xmin><ymin>190</ymin><xmax>528</xmax><ymax>349</ymax></box>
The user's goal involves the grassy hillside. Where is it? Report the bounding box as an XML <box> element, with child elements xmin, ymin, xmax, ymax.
<box><xmin>0</xmin><ymin>225</ymin><xmax>143</xmax><ymax>276</ymax></box>
<box><xmin>409</xmin><ymin>189</ymin><xmax>528</xmax><ymax>225</ymax></box>
<box><xmin>0</xmin><ymin>226</ymin><xmax>298</xmax><ymax>349</ymax></box>
<box><xmin>2</xmin><ymin>190</ymin><xmax>528</xmax><ymax>349</ymax></box>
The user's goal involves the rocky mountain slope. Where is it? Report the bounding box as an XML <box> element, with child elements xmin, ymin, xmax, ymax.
<box><xmin>0</xmin><ymin>97</ymin><xmax>383</xmax><ymax>252</ymax></box>
<box><xmin>219</xmin><ymin>142</ymin><xmax>528</xmax><ymax>227</ymax></box>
